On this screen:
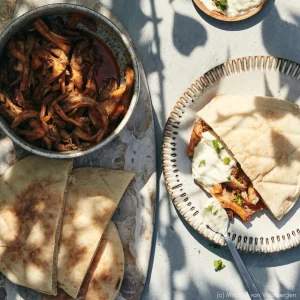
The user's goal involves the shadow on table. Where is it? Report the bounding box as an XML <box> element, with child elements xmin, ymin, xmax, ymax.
<box><xmin>192</xmin><ymin>0</ymin><xmax>275</xmax><ymax>31</ymax></box>
<box><xmin>262</xmin><ymin>4</ymin><xmax>300</xmax><ymax>101</ymax></box>
<box><xmin>172</xmin><ymin>9</ymin><xmax>207</xmax><ymax>56</ymax></box>
<box><xmin>107</xmin><ymin>0</ymin><xmax>210</xmax><ymax>299</ymax></box>
<box><xmin>257</xmin><ymin>7</ymin><xmax>300</xmax><ymax>296</ymax></box>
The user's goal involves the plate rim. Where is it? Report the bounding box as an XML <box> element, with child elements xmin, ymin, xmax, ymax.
<box><xmin>193</xmin><ymin>0</ymin><xmax>268</xmax><ymax>22</ymax></box>
<box><xmin>162</xmin><ymin>55</ymin><xmax>300</xmax><ymax>253</ymax></box>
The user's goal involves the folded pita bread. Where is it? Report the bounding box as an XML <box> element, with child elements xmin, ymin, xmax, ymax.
<box><xmin>0</xmin><ymin>155</ymin><xmax>73</xmax><ymax>294</ymax></box>
<box><xmin>57</xmin><ymin>168</ymin><xmax>134</xmax><ymax>298</ymax></box>
<box><xmin>43</xmin><ymin>221</ymin><xmax>124</xmax><ymax>300</ymax></box>
<box><xmin>197</xmin><ymin>94</ymin><xmax>300</xmax><ymax>220</ymax></box>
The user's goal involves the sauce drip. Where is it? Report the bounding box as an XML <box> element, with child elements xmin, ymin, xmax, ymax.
<box><xmin>93</xmin><ymin>39</ymin><xmax>119</xmax><ymax>91</ymax></box>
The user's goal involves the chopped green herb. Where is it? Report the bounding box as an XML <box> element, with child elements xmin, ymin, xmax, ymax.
<box><xmin>213</xmin><ymin>0</ymin><xmax>227</xmax><ymax>12</ymax></box>
<box><xmin>213</xmin><ymin>210</ymin><xmax>218</xmax><ymax>216</ymax></box>
<box><xmin>209</xmin><ymin>243</ymin><xmax>221</xmax><ymax>249</ymax></box>
<box><xmin>205</xmin><ymin>205</ymin><xmax>213</xmax><ymax>212</ymax></box>
<box><xmin>198</xmin><ymin>250</ymin><xmax>201</xmax><ymax>254</ymax></box>
<box><xmin>212</xmin><ymin>140</ymin><xmax>221</xmax><ymax>155</ymax></box>
<box><xmin>227</xmin><ymin>175</ymin><xmax>231</xmax><ymax>181</ymax></box>
<box><xmin>223</xmin><ymin>157</ymin><xmax>231</xmax><ymax>165</ymax></box>
<box><xmin>214</xmin><ymin>259</ymin><xmax>226</xmax><ymax>271</ymax></box>
<box><xmin>198</xmin><ymin>160</ymin><xmax>206</xmax><ymax>167</ymax></box>
<box><xmin>236</xmin><ymin>198</ymin><xmax>243</xmax><ymax>206</ymax></box>
<box><xmin>235</xmin><ymin>193</ymin><xmax>244</xmax><ymax>206</ymax></box>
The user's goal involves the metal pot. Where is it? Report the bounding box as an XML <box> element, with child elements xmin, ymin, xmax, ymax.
<box><xmin>0</xmin><ymin>4</ymin><xmax>140</xmax><ymax>159</ymax></box>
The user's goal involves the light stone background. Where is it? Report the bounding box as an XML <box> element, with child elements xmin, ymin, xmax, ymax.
<box><xmin>1</xmin><ymin>0</ymin><xmax>300</xmax><ymax>300</ymax></box>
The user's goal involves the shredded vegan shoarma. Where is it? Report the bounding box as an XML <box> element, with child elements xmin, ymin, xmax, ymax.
<box><xmin>189</xmin><ymin>119</ymin><xmax>265</xmax><ymax>222</ymax></box>
<box><xmin>0</xmin><ymin>15</ymin><xmax>134</xmax><ymax>151</ymax></box>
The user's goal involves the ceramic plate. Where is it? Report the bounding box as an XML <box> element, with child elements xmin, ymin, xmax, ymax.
<box><xmin>162</xmin><ymin>56</ymin><xmax>300</xmax><ymax>253</ymax></box>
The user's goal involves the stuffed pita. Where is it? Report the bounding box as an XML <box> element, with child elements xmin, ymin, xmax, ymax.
<box><xmin>0</xmin><ymin>155</ymin><xmax>73</xmax><ymax>294</ymax></box>
<box><xmin>57</xmin><ymin>168</ymin><xmax>134</xmax><ymax>298</ymax></box>
<box><xmin>195</xmin><ymin>94</ymin><xmax>300</xmax><ymax>220</ymax></box>
<box><xmin>43</xmin><ymin>221</ymin><xmax>124</xmax><ymax>300</ymax></box>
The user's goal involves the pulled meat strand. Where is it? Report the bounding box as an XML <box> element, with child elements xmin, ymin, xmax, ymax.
<box><xmin>100</xmin><ymin>86</ymin><xmax>126</xmax><ymax>117</ymax></box>
<box><xmin>73</xmin><ymin>106</ymin><xmax>108</xmax><ymax>143</ymax></box>
<box><xmin>188</xmin><ymin>119</ymin><xmax>205</xmax><ymax>158</ymax></box>
<box><xmin>56</xmin><ymin>143</ymin><xmax>78</xmax><ymax>151</ymax></box>
<box><xmin>20</xmin><ymin>60</ymin><xmax>30</xmax><ymax>92</ymax></box>
<box><xmin>10</xmin><ymin>110</ymin><xmax>39</xmax><ymax>128</ymax></box>
<box><xmin>1</xmin><ymin>94</ymin><xmax>22</xmax><ymax>115</ymax></box>
<box><xmin>42</xmin><ymin>135</ymin><xmax>52</xmax><ymax>149</ymax></box>
<box><xmin>9</xmin><ymin>48</ymin><xmax>27</xmax><ymax>63</ymax></box>
<box><xmin>31</xmin><ymin>54</ymin><xmax>43</xmax><ymax>70</ymax></box>
<box><xmin>99</xmin><ymin>78</ymin><xmax>118</xmax><ymax>101</ymax></box>
<box><xmin>33</xmin><ymin>18</ymin><xmax>70</xmax><ymax>54</ymax></box>
<box><xmin>17</xmin><ymin>128</ymin><xmax>45</xmax><ymax>141</ymax></box>
<box><xmin>83</xmin><ymin>64</ymin><xmax>97</xmax><ymax>97</ymax></box>
<box><xmin>70</xmin><ymin>38</ymin><xmax>90</xmax><ymax>91</ymax></box>
<box><xmin>53</xmin><ymin>104</ymin><xmax>83</xmax><ymax>128</ymax></box>
<box><xmin>122</xmin><ymin>66</ymin><xmax>135</xmax><ymax>111</ymax></box>
<box><xmin>34</xmin><ymin>47</ymin><xmax>68</xmax><ymax>85</ymax></box>
<box><xmin>111</xmin><ymin>104</ymin><xmax>125</xmax><ymax>121</ymax></box>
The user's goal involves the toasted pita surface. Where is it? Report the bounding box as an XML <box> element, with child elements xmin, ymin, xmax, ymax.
<box><xmin>57</xmin><ymin>168</ymin><xmax>134</xmax><ymax>298</ymax></box>
<box><xmin>197</xmin><ymin>94</ymin><xmax>300</xmax><ymax>220</ymax></box>
<box><xmin>0</xmin><ymin>155</ymin><xmax>73</xmax><ymax>294</ymax></box>
<box><xmin>44</xmin><ymin>221</ymin><xmax>124</xmax><ymax>300</ymax></box>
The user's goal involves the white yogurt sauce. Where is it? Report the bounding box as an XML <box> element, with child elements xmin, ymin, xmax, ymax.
<box><xmin>192</xmin><ymin>131</ymin><xmax>236</xmax><ymax>186</ymax></box>
<box><xmin>192</xmin><ymin>130</ymin><xmax>233</xmax><ymax>234</ymax></box>
<box><xmin>202</xmin><ymin>197</ymin><xmax>229</xmax><ymax>235</ymax></box>
<box><xmin>201</xmin><ymin>0</ymin><xmax>263</xmax><ymax>17</ymax></box>
<box><xmin>201</xmin><ymin>0</ymin><xmax>217</xmax><ymax>11</ymax></box>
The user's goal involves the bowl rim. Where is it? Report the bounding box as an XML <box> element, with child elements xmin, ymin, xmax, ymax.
<box><xmin>0</xmin><ymin>3</ymin><xmax>140</xmax><ymax>159</ymax></box>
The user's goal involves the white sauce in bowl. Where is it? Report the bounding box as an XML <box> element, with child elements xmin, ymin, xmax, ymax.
<box><xmin>201</xmin><ymin>0</ymin><xmax>217</xmax><ymax>11</ymax></box>
<box><xmin>201</xmin><ymin>0</ymin><xmax>264</xmax><ymax>17</ymax></box>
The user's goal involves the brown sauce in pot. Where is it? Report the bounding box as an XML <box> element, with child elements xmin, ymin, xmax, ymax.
<box><xmin>93</xmin><ymin>39</ymin><xmax>119</xmax><ymax>91</ymax></box>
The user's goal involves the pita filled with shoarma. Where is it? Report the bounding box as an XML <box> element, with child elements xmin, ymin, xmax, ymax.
<box><xmin>0</xmin><ymin>155</ymin><xmax>134</xmax><ymax>299</ymax></box>
<box><xmin>189</xmin><ymin>94</ymin><xmax>300</xmax><ymax>221</ymax></box>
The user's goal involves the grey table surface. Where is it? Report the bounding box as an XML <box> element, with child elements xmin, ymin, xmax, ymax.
<box><xmin>104</xmin><ymin>1</ymin><xmax>299</xmax><ymax>300</ymax></box>
<box><xmin>4</xmin><ymin>0</ymin><xmax>300</xmax><ymax>300</ymax></box>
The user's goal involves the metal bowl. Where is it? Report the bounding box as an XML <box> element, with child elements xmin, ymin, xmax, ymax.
<box><xmin>0</xmin><ymin>4</ymin><xmax>140</xmax><ymax>159</ymax></box>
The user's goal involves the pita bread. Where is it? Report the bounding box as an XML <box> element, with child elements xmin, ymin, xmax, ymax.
<box><xmin>57</xmin><ymin>168</ymin><xmax>134</xmax><ymax>298</ymax></box>
<box><xmin>197</xmin><ymin>94</ymin><xmax>300</xmax><ymax>220</ymax></box>
<box><xmin>43</xmin><ymin>221</ymin><xmax>124</xmax><ymax>300</ymax></box>
<box><xmin>0</xmin><ymin>155</ymin><xmax>73</xmax><ymax>294</ymax></box>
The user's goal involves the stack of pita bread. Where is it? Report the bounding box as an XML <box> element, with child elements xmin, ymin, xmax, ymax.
<box><xmin>0</xmin><ymin>155</ymin><xmax>134</xmax><ymax>299</ymax></box>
